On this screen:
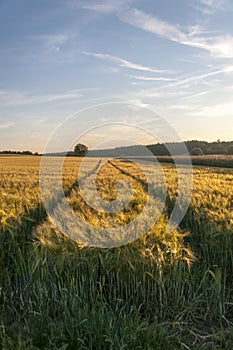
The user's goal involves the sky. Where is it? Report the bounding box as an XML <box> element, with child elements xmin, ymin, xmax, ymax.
<box><xmin>0</xmin><ymin>0</ymin><xmax>233</xmax><ymax>152</ymax></box>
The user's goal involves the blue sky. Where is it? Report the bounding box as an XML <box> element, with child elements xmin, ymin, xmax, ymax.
<box><xmin>0</xmin><ymin>0</ymin><xmax>233</xmax><ymax>152</ymax></box>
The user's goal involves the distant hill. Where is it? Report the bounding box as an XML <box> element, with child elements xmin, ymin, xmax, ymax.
<box><xmin>87</xmin><ymin>140</ymin><xmax>233</xmax><ymax>157</ymax></box>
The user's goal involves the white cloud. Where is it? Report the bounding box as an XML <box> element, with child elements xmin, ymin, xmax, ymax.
<box><xmin>223</xmin><ymin>65</ymin><xmax>233</xmax><ymax>72</ymax></box>
<box><xmin>209</xmin><ymin>36</ymin><xmax>233</xmax><ymax>57</ymax></box>
<box><xmin>82</xmin><ymin>51</ymin><xmax>169</xmax><ymax>73</ymax></box>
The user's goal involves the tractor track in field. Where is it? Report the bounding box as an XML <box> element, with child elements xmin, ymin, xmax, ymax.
<box><xmin>107</xmin><ymin>159</ymin><xmax>148</xmax><ymax>189</ymax></box>
<box><xmin>1</xmin><ymin>157</ymin><xmax>148</xmax><ymax>247</ymax></box>
<box><xmin>65</xmin><ymin>158</ymin><xmax>103</xmax><ymax>195</ymax></box>
<box><xmin>1</xmin><ymin>157</ymin><xmax>188</xmax><ymax>249</ymax></box>
<box><xmin>107</xmin><ymin>158</ymin><xmax>182</xmax><ymax>229</ymax></box>
<box><xmin>106</xmin><ymin>160</ymin><xmax>227</xmax><ymax>242</ymax></box>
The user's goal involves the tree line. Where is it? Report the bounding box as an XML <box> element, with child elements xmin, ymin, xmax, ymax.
<box><xmin>0</xmin><ymin>150</ymin><xmax>40</xmax><ymax>155</ymax></box>
<box><xmin>1</xmin><ymin>140</ymin><xmax>233</xmax><ymax>157</ymax></box>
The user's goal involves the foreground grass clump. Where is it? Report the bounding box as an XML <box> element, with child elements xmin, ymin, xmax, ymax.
<box><xmin>1</xmin><ymin>224</ymin><xmax>192</xmax><ymax>350</ymax></box>
<box><xmin>1</xmin><ymin>156</ymin><xmax>233</xmax><ymax>349</ymax></box>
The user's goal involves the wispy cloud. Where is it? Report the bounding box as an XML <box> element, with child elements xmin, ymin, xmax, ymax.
<box><xmin>0</xmin><ymin>89</ymin><xmax>85</xmax><ymax>107</ymax></box>
<box><xmin>196</xmin><ymin>0</ymin><xmax>225</xmax><ymax>14</ymax></box>
<box><xmin>29</xmin><ymin>34</ymin><xmax>69</xmax><ymax>52</ymax></box>
<box><xmin>182</xmin><ymin>91</ymin><xmax>209</xmax><ymax>100</ymax></box>
<box><xmin>74</xmin><ymin>0</ymin><xmax>225</xmax><ymax>18</ymax></box>
<box><xmin>188</xmin><ymin>100</ymin><xmax>233</xmax><ymax>117</ymax></box>
<box><xmin>167</xmin><ymin>104</ymin><xmax>197</xmax><ymax>110</ymax></box>
<box><xmin>31</xmin><ymin>34</ymin><xmax>68</xmax><ymax>46</ymax></box>
<box><xmin>129</xmin><ymin>65</ymin><xmax>233</xmax><ymax>97</ymax></box>
<box><xmin>200</xmin><ymin>0</ymin><xmax>224</xmax><ymax>7</ymax></box>
<box><xmin>119</xmin><ymin>8</ymin><xmax>233</xmax><ymax>58</ymax></box>
<box><xmin>82</xmin><ymin>51</ymin><xmax>169</xmax><ymax>73</ymax></box>
<box><xmin>71</xmin><ymin>1</ymin><xmax>233</xmax><ymax>58</ymax></box>
<box><xmin>130</xmin><ymin>75</ymin><xmax>178</xmax><ymax>82</ymax></box>
<box><xmin>120</xmin><ymin>9</ymin><xmax>186</xmax><ymax>43</ymax></box>
<box><xmin>124</xmin><ymin>88</ymin><xmax>188</xmax><ymax>100</ymax></box>
<box><xmin>119</xmin><ymin>65</ymin><xmax>233</xmax><ymax>103</ymax></box>
<box><xmin>70</xmin><ymin>0</ymin><xmax>130</xmax><ymax>13</ymax></box>
<box><xmin>0</xmin><ymin>122</ymin><xmax>14</xmax><ymax>129</ymax></box>
<box><xmin>167</xmin><ymin>65</ymin><xmax>233</xmax><ymax>89</ymax></box>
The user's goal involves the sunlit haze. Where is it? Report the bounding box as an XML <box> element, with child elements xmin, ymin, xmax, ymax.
<box><xmin>1</xmin><ymin>0</ymin><xmax>233</xmax><ymax>152</ymax></box>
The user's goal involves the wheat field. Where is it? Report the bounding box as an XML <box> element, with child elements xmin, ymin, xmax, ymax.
<box><xmin>1</xmin><ymin>155</ymin><xmax>233</xmax><ymax>349</ymax></box>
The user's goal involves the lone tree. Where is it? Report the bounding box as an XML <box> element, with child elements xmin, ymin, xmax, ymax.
<box><xmin>74</xmin><ymin>143</ymin><xmax>88</xmax><ymax>157</ymax></box>
<box><xmin>190</xmin><ymin>147</ymin><xmax>204</xmax><ymax>156</ymax></box>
